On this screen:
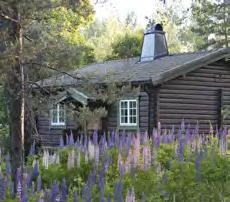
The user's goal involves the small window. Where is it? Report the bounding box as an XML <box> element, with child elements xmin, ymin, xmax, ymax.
<box><xmin>51</xmin><ymin>103</ymin><xmax>66</xmax><ymax>126</ymax></box>
<box><xmin>119</xmin><ymin>100</ymin><xmax>138</xmax><ymax>126</ymax></box>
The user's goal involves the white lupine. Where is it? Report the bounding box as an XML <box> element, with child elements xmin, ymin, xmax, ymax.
<box><xmin>125</xmin><ymin>188</ymin><xmax>135</xmax><ymax>202</ymax></box>
<box><xmin>42</xmin><ymin>150</ymin><xmax>49</xmax><ymax>169</ymax></box>
<box><xmin>67</xmin><ymin>149</ymin><xmax>75</xmax><ymax>169</ymax></box>
<box><xmin>77</xmin><ymin>150</ymin><xmax>81</xmax><ymax>167</ymax></box>
<box><xmin>94</xmin><ymin>145</ymin><xmax>99</xmax><ymax>166</ymax></box>
<box><xmin>88</xmin><ymin>140</ymin><xmax>94</xmax><ymax>160</ymax></box>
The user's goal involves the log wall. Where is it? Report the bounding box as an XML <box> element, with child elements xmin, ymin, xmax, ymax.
<box><xmin>158</xmin><ymin>59</ymin><xmax>230</xmax><ymax>131</ymax></box>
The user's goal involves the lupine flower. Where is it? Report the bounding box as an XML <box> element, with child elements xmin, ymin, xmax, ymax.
<box><xmin>67</xmin><ymin>149</ymin><xmax>75</xmax><ymax>169</ymax></box>
<box><xmin>59</xmin><ymin>136</ymin><xmax>64</xmax><ymax>147</ymax></box>
<box><xmin>195</xmin><ymin>149</ymin><xmax>201</xmax><ymax>181</ymax></box>
<box><xmin>5</xmin><ymin>153</ymin><xmax>11</xmax><ymax>177</ymax></box>
<box><xmin>22</xmin><ymin>190</ymin><xmax>28</xmax><ymax>202</ymax></box>
<box><xmin>88</xmin><ymin>140</ymin><xmax>94</xmax><ymax>160</ymax></box>
<box><xmin>114</xmin><ymin>181</ymin><xmax>122</xmax><ymax>202</ymax></box>
<box><xmin>42</xmin><ymin>150</ymin><xmax>49</xmax><ymax>169</ymax></box>
<box><xmin>37</xmin><ymin>175</ymin><xmax>42</xmax><ymax>192</ymax></box>
<box><xmin>69</xmin><ymin>131</ymin><xmax>74</xmax><ymax>145</ymax></box>
<box><xmin>66</xmin><ymin>134</ymin><xmax>69</xmax><ymax>145</ymax></box>
<box><xmin>107</xmin><ymin>193</ymin><xmax>112</xmax><ymax>202</ymax></box>
<box><xmin>73</xmin><ymin>191</ymin><xmax>78</xmax><ymax>202</ymax></box>
<box><xmin>125</xmin><ymin>188</ymin><xmax>135</xmax><ymax>202</ymax></box>
<box><xmin>51</xmin><ymin>181</ymin><xmax>59</xmax><ymax>201</ymax></box>
<box><xmin>16</xmin><ymin>168</ymin><xmax>23</xmax><ymax>202</ymax></box>
<box><xmin>32</xmin><ymin>161</ymin><xmax>39</xmax><ymax>179</ymax></box>
<box><xmin>29</xmin><ymin>140</ymin><xmax>36</xmax><ymax>156</ymax></box>
<box><xmin>0</xmin><ymin>173</ymin><xmax>6</xmax><ymax>200</ymax></box>
<box><xmin>77</xmin><ymin>150</ymin><xmax>81</xmax><ymax>168</ymax></box>
<box><xmin>61</xmin><ymin>179</ymin><xmax>67</xmax><ymax>201</ymax></box>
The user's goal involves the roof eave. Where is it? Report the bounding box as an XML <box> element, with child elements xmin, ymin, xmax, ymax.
<box><xmin>151</xmin><ymin>48</ymin><xmax>230</xmax><ymax>86</ymax></box>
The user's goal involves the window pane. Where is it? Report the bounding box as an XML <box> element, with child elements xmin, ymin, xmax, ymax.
<box><xmin>121</xmin><ymin>101</ymin><xmax>127</xmax><ymax>109</ymax></box>
<box><xmin>52</xmin><ymin>109</ymin><xmax>58</xmax><ymax>123</ymax></box>
<box><xmin>59</xmin><ymin>109</ymin><xmax>65</xmax><ymax>123</ymax></box>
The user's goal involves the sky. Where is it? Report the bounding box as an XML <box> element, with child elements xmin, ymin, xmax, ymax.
<box><xmin>93</xmin><ymin>0</ymin><xmax>192</xmax><ymax>26</ymax></box>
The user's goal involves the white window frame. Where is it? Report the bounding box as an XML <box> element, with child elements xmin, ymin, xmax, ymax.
<box><xmin>51</xmin><ymin>103</ymin><xmax>66</xmax><ymax>126</ymax></box>
<box><xmin>119</xmin><ymin>99</ymin><xmax>138</xmax><ymax>126</ymax></box>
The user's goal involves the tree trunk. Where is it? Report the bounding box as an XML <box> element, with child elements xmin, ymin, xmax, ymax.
<box><xmin>5</xmin><ymin>6</ymin><xmax>25</xmax><ymax>193</ymax></box>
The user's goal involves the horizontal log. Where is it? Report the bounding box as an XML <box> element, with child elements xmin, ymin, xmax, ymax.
<box><xmin>160</xmin><ymin>114</ymin><xmax>217</xmax><ymax>120</ymax></box>
<box><xmin>159</xmin><ymin>93</ymin><xmax>217</xmax><ymax>100</ymax></box>
<box><xmin>159</xmin><ymin>98</ymin><xmax>218</xmax><ymax>105</ymax></box>
<box><xmin>159</xmin><ymin>118</ymin><xmax>217</xmax><ymax>125</ymax></box>
<box><xmin>188</xmin><ymin>72</ymin><xmax>230</xmax><ymax>79</ymax></box>
<box><xmin>178</xmin><ymin>76</ymin><xmax>230</xmax><ymax>83</ymax></box>
<box><xmin>160</xmin><ymin>103</ymin><xmax>218</xmax><ymax>110</ymax></box>
<box><xmin>159</xmin><ymin>109</ymin><xmax>218</xmax><ymax>115</ymax></box>
<box><xmin>196</xmin><ymin>68</ymin><xmax>230</xmax><ymax>75</ymax></box>
<box><xmin>167</xmin><ymin>80</ymin><xmax>230</xmax><ymax>88</ymax></box>
<box><xmin>159</xmin><ymin>88</ymin><xmax>217</xmax><ymax>96</ymax></box>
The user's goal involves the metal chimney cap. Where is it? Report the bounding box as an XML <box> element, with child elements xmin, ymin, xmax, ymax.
<box><xmin>144</xmin><ymin>23</ymin><xmax>164</xmax><ymax>34</ymax></box>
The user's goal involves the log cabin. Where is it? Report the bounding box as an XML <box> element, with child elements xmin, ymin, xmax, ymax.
<box><xmin>35</xmin><ymin>24</ymin><xmax>230</xmax><ymax>147</ymax></box>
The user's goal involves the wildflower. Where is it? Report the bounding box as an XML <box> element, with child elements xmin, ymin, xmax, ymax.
<box><xmin>51</xmin><ymin>181</ymin><xmax>59</xmax><ymax>201</ymax></box>
<box><xmin>114</xmin><ymin>181</ymin><xmax>122</xmax><ymax>202</ymax></box>
<box><xmin>29</xmin><ymin>140</ymin><xmax>36</xmax><ymax>156</ymax></box>
<box><xmin>61</xmin><ymin>179</ymin><xmax>67</xmax><ymax>201</ymax></box>
<box><xmin>16</xmin><ymin>168</ymin><xmax>22</xmax><ymax>202</ymax></box>
<box><xmin>195</xmin><ymin>149</ymin><xmax>201</xmax><ymax>181</ymax></box>
<box><xmin>42</xmin><ymin>150</ymin><xmax>49</xmax><ymax>169</ymax></box>
<box><xmin>69</xmin><ymin>131</ymin><xmax>74</xmax><ymax>145</ymax></box>
<box><xmin>59</xmin><ymin>136</ymin><xmax>64</xmax><ymax>147</ymax></box>
<box><xmin>0</xmin><ymin>173</ymin><xmax>6</xmax><ymax>200</ymax></box>
<box><xmin>5</xmin><ymin>153</ymin><xmax>11</xmax><ymax>177</ymax></box>
<box><xmin>88</xmin><ymin>140</ymin><xmax>94</xmax><ymax>160</ymax></box>
<box><xmin>77</xmin><ymin>150</ymin><xmax>81</xmax><ymax>168</ymax></box>
<box><xmin>125</xmin><ymin>188</ymin><xmax>135</xmax><ymax>202</ymax></box>
<box><xmin>37</xmin><ymin>175</ymin><xmax>42</xmax><ymax>192</ymax></box>
<box><xmin>73</xmin><ymin>191</ymin><xmax>78</xmax><ymax>202</ymax></box>
<box><xmin>67</xmin><ymin>149</ymin><xmax>75</xmax><ymax>169</ymax></box>
<box><xmin>32</xmin><ymin>161</ymin><xmax>39</xmax><ymax>179</ymax></box>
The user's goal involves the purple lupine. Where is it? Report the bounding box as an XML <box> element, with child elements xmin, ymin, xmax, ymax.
<box><xmin>195</xmin><ymin>149</ymin><xmax>201</xmax><ymax>181</ymax></box>
<box><xmin>93</xmin><ymin>130</ymin><xmax>98</xmax><ymax>145</ymax></box>
<box><xmin>26</xmin><ymin>172</ymin><xmax>32</xmax><ymax>189</ymax></box>
<box><xmin>176</xmin><ymin>130</ymin><xmax>184</xmax><ymax>161</ymax></box>
<box><xmin>73</xmin><ymin>191</ymin><xmax>78</xmax><ymax>202</ymax></box>
<box><xmin>107</xmin><ymin>193</ymin><xmax>112</xmax><ymax>202</ymax></box>
<box><xmin>114</xmin><ymin>181</ymin><xmax>122</xmax><ymax>202</ymax></box>
<box><xmin>61</xmin><ymin>179</ymin><xmax>68</xmax><ymax>201</ymax></box>
<box><xmin>37</xmin><ymin>175</ymin><xmax>42</xmax><ymax>192</ymax></box>
<box><xmin>22</xmin><ymin>190</ymin><xmax>28</xmax><ymax>202</ymax></box>
<box><xmin>16</xmin><ymin>168</ymin><xmax>23</xmax><ymax>202</ymax></box>
<box><xmin>0</xmin><ymin>173</ymin><xmax>6</xmax><ymax>200</ymax></box>
<box><xmin>32</xmin><ymin>162</ymin><xmax>39</xmax><ymax>179</ymax></box>
<box><xmin>69</xmin><ymin>131</ymin><xmax>74</xmax><ymax>145</ymax></box>
<box><xmin>66</xmin><ymin>134</ymin><xmax>69</xmax><ymax>145</ymax></box>
<box><xmin>59</xmin><ymin>136</ymin><xmax>64</xmax><ymax>147</ymax></box>
<box><xmin>5</xmin><ymin>153</ymin><xmax>11</xmax><ymax>177</ymax></box>
<box><xmin>29</xmin><ymin>140</ymin><xmax>36</xmax><ymax>156</ymax></box>
<box><xmin>81</xmin><ymin>184</ymin><xmax>92</xmax><ymax>202</ymax></box>
<box><xmin>51</xmin><ymin>181</ymin><xmax>59</xmax><ymax>201</ymax></box>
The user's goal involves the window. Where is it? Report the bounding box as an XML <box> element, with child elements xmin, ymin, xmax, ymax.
<box><xmin>119</xmin><ymin>100</ymin><xmax>138</xmax><ymax>126</ymax></box>
<box><xmin>51</xmin><ymin>103</ymin><xmax>66</xmax><ymax>126</ymax></box>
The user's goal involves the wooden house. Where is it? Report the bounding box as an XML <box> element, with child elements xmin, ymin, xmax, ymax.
<box><xmin>35</xmin><ymin>24</ymin><xmax>230</xmax><ymax>146</ymax></box>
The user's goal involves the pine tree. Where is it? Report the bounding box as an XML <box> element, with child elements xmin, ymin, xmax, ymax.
<box><xmin>191</xmin><ymin>0</ymin><xmax>230</xmax><ymax>49</ymax></box>
<box><xmin>0</xmin><ymin>0</ymin><xmax>93</xmax><ymax>188</ymax></box>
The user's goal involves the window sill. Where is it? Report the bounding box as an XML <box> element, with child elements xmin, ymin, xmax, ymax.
<box><xmin>117</xmin><ymin>125</ymin><xmax>139</xmax><ymax>131</ymax></box>
<box><xmin>49</xmin><ymin>124</ymin><xmax>66</xmax><ymax>129</ymax></box>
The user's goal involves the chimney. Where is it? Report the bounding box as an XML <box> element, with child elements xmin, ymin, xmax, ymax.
<box><xmin>140</xmin><ymin>24</ymin><xmax>168</xmax><ymax>62</ymax></box>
